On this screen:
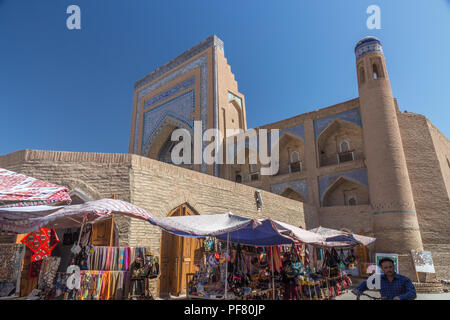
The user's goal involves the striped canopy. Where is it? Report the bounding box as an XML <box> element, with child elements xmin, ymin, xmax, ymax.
<box><xmin>0</xmin><ymin>199</ymin><xmax>156</xmax><ymax>234</ymax></box>
<box><xmin>0</xmin><ymin>168</ymin><xmax>71</xmax><ymax>208</ymax></box>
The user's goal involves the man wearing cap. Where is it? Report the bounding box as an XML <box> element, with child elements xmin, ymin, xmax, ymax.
<box><xmin>352</xmin><ymin>257</ymin><xmax>416</xmax><ymax>300</ymax></box>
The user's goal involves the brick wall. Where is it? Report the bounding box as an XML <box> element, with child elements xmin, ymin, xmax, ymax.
<box><xmin>0</xmin><ymin>148</ymin><xmax>307</xmax><ymax>255</ymax></box>
<box><xmin>398</xmin><ymin>113</ymin><xmax>450</xmax><ymax>279</ymax></box>
<box><xmin>127</xmin><ymin>154</ymin><xmax>307</xmax><ymax>255</ymax></box>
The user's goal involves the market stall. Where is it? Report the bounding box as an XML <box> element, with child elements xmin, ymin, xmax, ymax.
<box><xmin>148</xmin><ymin>213</ymin><xmax>361</xmax><ymax>300</ymax></box>
<box><xmin>0</xmin><ymin>196</ymin><xmax>160</xmax><ymax>300</ymax></box>
<box><xmin>0</xmin><ymin>168</ymin><xmax>71</xmax><ymax>299</ymax></box>
<box><xmin>305</xmin><ymin>226</ymin><xmax>377</xmax><ymax>299</ymax></box>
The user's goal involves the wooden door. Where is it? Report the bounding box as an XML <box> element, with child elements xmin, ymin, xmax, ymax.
<box><xmin>179</xmin><ymin>206</ymin><xmax>203</xmax><ymax>293</ymax></box>
<box><xmin>158</xmin><ymin>205</ymin><xmax>202</xmax><ymax>297</ymax></box>
<box><xmin>159</xmin><ymin>206</ymin><xmax>183</xmax><ymax>297</ymax></box>
<box><xmin>19</xmin><ymin>247</ymin><xmax>38</xmax><ymax>297</ymax></box>
<box><xmin>91</xmin><ymin>217</ymin><xmax>114</xmax><ymax>246</ymax></box>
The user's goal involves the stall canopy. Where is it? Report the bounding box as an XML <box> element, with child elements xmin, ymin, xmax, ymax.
<box><xmin>149</xmin><ymin>213</ymin><xmax>324</xmax><ymax>246</ymax></box>
<box><xmin>148</xmin><ymin>212</ymin><xmax>258</xmax><ymax>237</ymax></box>
<box><xmin>271</xmin><ymin>220</ymin><xmax>324</xmax><ymax>244</ymax></box>
<box><xmin>0</xmin><ymin>199</ymin><xmax>156</xmax><ymax>234</ymax></box>
<box><xmin>308</xmin><ymin>226</ymin><xmax>376</xmax><ymax>248</ymax></box>
<box><xmin>0</xmin><ymin>168</ymin><xmax>72</xmax><ymax>208</ymax></box>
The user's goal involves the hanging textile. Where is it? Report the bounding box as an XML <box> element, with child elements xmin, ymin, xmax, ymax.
<box><xmin>0</xmin><ymin>168</ymin><xmax>71</xmax><ymax>208</ymax></box>
<box><xmin>38</xmin><ymin>256</ymin><xmax>61</xmax><ymax>291</ymax></box>
<box><xmin>0</xmin><ymin>244</ymin><xmax>25</xmax><ymax>282</ymax></box>
<box><xmin>0</xmin><ymin>243</ymin><xmax>26</xmax><ymax>297</ymax></box>
<box><xmin>86</xmin><ymin>246</ymin><xmax>147</xmax><ymax>271</ymax></box>
<box><xmin>21</xmin><ymin>228</ymin><xmax>59</xmax><ymax>277</ymax></box>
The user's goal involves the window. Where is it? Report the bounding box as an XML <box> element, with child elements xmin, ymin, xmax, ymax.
<box><xmin>235</xmin><ymin>173</ymin><xmax>242</xmax><ymax>183</ymax></box>
<box><xmin>340</xmin><ymin>141</ymin><xmax>350</xmax><ymax>153</ymax></box>
<box><xmin>289</xmin><ymin>151</ymin><xmax>301</xmax><ymax>172</ymax></box>
<box><xmin>373</xmin><ymin>64</ymin><xmax>379</xmax><ymax>79</ymax></box>
<box><xmin>347</xmin><ymin>196</ymin><xmax>357</xmax><ymax>206</ymax></box>
<box><xmin>250</xmin><ymin>173</ymin><xmax>260</xmax><ymax>181</ymax></box>
<box><xmin>290</xmin><ymin>151</ymin><xmax>300</xmax><ymax>163</ymax></box>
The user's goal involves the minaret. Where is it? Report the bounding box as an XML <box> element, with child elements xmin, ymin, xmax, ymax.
<box><xmin>355</xmin><ymin>37</ymin><xmax>423</xmax><ymax>277</ymax></box>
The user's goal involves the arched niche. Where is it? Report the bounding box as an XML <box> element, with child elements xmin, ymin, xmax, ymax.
<box><xmin>147</xmin><ymin>121</ymin><xmax>193</xmax><ymax>166</ymax></box>
<box><xmin>225</xmin><ymin>99</ymin><xmax>244</xmax><ymax>131</ymax></box>
<box><xmin>69</xmin><ymin>189</ymin><xmax>91</xmax><ymax>205</ymax></box>
<box><xmin>275</xmin><ymin>133</ymin><xmax>305</xmax><ymax>175</ymax></box>
<box><xmin>322</xmin><ymin>176</ymin><xmax>369</xmax><ymax>207</ymax></box>
<box><xmin>317</xmin><ymin>119</ymin><xmax>363</xmax><ymax>167</ymax></box>
<box><xmin>280</xmin><ymin>187</ymin><xmax>306</xmax><ymax>203</ymax></box>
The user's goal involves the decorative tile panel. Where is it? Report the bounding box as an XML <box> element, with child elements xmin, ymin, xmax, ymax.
<box><xmin>142</xmin><ymin>90</ymin><xmax>195</xmax><ymax>156</ymax></box>
<box><xmin>228</xmin><ymin>92</ymin><xmax>243</xmax><ymax>109</ymax></box>
<box><xmin>355</xmin><ymin>37</ymin><xmax>383</xmax><ymax>60</ymax></box>
<box><xmin>318</xmin><ymin>168</ymin><xmax>369</xmax><ymax>201</ymax></box>
<box><xmin>270</xmin><ymin>179</ymin><xmax>308</xmax><ymax>201</ymax></box>
<box><xmin>133</xmin><ymin>54</ymin><xmax>209</xmax><ymax>173</ymax></box>
<box><xmin>314</xmin><ymin>108</ymin><xmax>362</xmax><ymax>138</ymax></box>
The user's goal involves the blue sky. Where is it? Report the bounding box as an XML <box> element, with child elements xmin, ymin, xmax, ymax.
<box><xmin>0</xmin><ymin>0</ymin><xmax>449</xmax><ymax>155</ymax></box>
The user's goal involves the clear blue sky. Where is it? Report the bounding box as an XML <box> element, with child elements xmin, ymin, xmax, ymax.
<box><xmin>0</xmin><ymin>0</ymin><xmax>449</xmax><ymax>155</ymax></box>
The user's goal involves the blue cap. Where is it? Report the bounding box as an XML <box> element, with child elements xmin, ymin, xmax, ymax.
<box><xmin>355</xmin><ymin>36</ymin><xmax>383</xmax><ymax>60</ymax></box>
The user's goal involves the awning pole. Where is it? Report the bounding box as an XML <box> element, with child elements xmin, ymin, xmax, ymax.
<box><xmin>225</xmin><ymin>232</ymin><xmax>229</xmax><ymax>299</ymax></box>
<box><xmin>76</xmin><ymin>215</ymin><xmax>87</xmax><ymax>247</ymax></box>
<box><xmin>271</xmin><ymin>246</ymin><xmax>275</xmax><ymax>300</ymax></box>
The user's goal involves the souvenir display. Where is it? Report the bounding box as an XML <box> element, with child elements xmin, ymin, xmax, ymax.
<box><xmin>37</xmin><ymin>256</ymin><xmax>61</xmax><ymax>298</ymax></box>
<box><xmin>21</xmin><ymin>228</ymin><xmax>59</xmax><ymax>278</ymax></box>
<box><xmin>0</xmin><ymin>244</ymin><xmax>26</xmax><ymax>297</ymax></box>
<box><xmin>187</xmin><ymin>241</ymin><xmax>284</xmax><ymax>300</ymax></box>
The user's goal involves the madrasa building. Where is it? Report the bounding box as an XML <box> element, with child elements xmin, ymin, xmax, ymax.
<box><xmin>1</xmin><ymin>35</ymin><xmax>449</xmax><ymax>296</ymax></box>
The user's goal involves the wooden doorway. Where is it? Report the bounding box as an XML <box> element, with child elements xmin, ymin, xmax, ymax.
<box><xmin>158</xmin><ymin>204</ymin><xmax>203</xmax><ymax>298</ymax></box>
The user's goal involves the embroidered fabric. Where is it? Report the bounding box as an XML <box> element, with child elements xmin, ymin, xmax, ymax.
<box><xmin>38</xmin><ymin>256</ymin><xmax>61</xmax><ymax>291</ymax></box>
<box><xmin>0</xmin><ymin>244</ymin><xmax>25</xmax><ymax>283</ymax></box>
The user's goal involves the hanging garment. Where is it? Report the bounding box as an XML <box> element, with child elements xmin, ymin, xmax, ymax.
<box><xmin>0</xmin><ymin>244</ymin><xmax>26</xmax><ymax>285</ymax></box>
<box><xmin>94</xmin><ymin>271</ymin><xmax>102</xmax><ymax>300</ymax></box>
<box><xmin>108</xmin><ymin>271</ymin><xmax>117</xmax><ymax>300</ymax></box>
<box><xmin>37</xmin><ymin>256</ymin><xmax>61</xmax><ymax>291</ymax></box>
<box><xmin>119</xmin><ymin>248</ymin><xmax>125</xmax><ymax>271</ymax></box>
<box><xmin>21</xmin><ymin>228</ymin><xmax>59</xmax><ymax>278</ymax></box>
<box><xmin>115</xmin><ymin>271</ymin><xmax>124</xmax><ymax>300</ymax></box>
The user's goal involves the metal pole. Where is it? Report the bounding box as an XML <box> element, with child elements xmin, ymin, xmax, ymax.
<box><xmin>225</xmin><ymin>232</ymin><xmax>229</xmax><ymax>299</ymax></box>
<box><xmin>271</xmin><ymin>246</ymin><xmax>275</xmax><ymax>300</ymax></box>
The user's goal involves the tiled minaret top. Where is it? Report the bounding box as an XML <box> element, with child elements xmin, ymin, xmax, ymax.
<box><xmin>355</xmin><ymin>36</ymin><xmax>383</xmax><ymax>60</ymax></box>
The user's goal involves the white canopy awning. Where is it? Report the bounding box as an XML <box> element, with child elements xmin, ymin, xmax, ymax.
<box><xmin>0</xmin><ymin>199</ymin><xmax>156</xmax><ymax>234</ymax></box>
